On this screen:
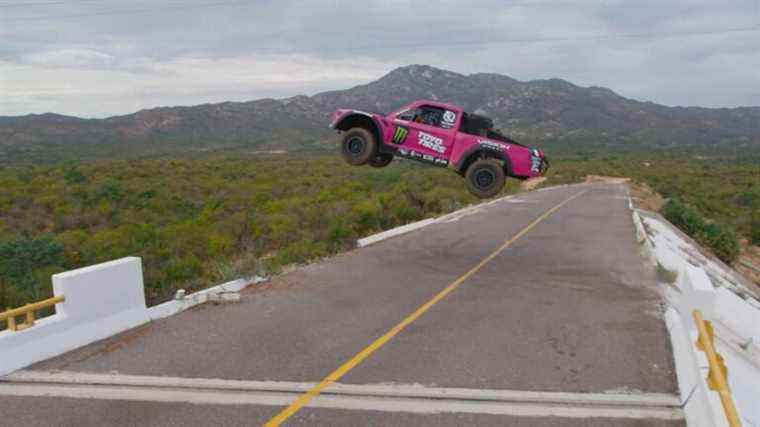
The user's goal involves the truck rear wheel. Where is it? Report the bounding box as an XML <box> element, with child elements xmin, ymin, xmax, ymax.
<box><xmin>340</xmin><ymin>128</ymin><xmax>377</xmax><ymax>166</ymax></box>
<box><xmin>369</xmin><ymin>153</ymin><xmax>393</xmax><ymax>168</ymax></box>
<box><xmin>465</xmin><ymin>159</ymin><xmax>505</xmax><ymax>199</ymax></box>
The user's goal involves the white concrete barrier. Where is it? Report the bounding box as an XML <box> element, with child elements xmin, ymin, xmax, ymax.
<box><xmin>679</xmin><ymin>264</ymin><xmax>717</xmax><ymax>318</ymax></box>
<box><xmin>640</xmin><ymin>212</ymin><xmax>760</xmax><ymax>426</ymax></box>
<box><xmin>714</xmin><ymin>287</ymin><xmax>760</xmax><ymax>345</ymax></box>
<box><xmin>632</xmin><ymin>211</ymin><xmax>647</xmax><ymax>244</ymax></box>
<box><xmin>0</xmin><ymin>257</ymin><xmax>149</xmax><ymax>376</ymax></box>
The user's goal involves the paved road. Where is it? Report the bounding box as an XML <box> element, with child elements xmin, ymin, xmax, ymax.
<box><xmin>1</xmin><ymin>183</ymin><xmax>680</xmax><ymax>426</ymax></box>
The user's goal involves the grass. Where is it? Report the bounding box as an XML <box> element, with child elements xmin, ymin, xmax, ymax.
<box><xmin>656</xmin><ymin>262</ymin><xmax>679</xmax><ymax>285</ymax></box>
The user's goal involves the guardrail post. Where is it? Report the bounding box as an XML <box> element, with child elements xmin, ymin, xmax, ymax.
<box><xmin>6</xmin><ymin>308</ymin><xmax>17</xmax><ymax>331</ymax></box>
<box><xmin>24</xmin><ymin>310</ymin><xmax>35</xmax><ymax>329</ymax></box>
<box><xmin>693</xmin><ymin>309</ymin><xmax>742</xmax><ymax>427</ymax></box>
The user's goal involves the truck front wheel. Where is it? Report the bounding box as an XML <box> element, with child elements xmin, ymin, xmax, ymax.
<box><xmin>465</xmin><ymin>159</ymin><xmax>505</xmax><ymax>199</ymax></box>
<box><xmin>340</xmin><ymin>128</ymin><xmax>377</xmax><ymax>166</ymax></box>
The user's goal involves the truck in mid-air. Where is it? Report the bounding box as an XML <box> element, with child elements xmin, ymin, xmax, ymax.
<box><xmin>330</xmin><ymin>100</ymin><xmax>549</xmax><ymax>198</ymax></box>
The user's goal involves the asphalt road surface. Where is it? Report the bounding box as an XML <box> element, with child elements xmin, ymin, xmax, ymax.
<box><xmin>0</xmin><ymin>183</ymin><xmax>681</xmax><ymax>426</ymax></box>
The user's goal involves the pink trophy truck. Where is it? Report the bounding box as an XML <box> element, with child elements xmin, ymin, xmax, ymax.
<box><xmin>330</xmin><ymin>100</ymin><xmax>549</xmax><ymax>198</ymax></box>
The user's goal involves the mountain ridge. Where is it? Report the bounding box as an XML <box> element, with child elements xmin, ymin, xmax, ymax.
<box><xmin>2</xmin><ymin>64</ymin><xmax>759</xmax><ymax>163</ymax></box>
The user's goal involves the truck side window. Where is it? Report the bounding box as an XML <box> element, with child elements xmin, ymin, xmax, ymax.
<box><xmin>460</xmin><ymin>112</ymin><xmax>492</xmax><ymax>136</ymax></box>
<box><xmin>414</xmin><ymin>106</ymin><xmax>445</xmax><ymax>127</ymax></box>
<box><xmin>396</xmin><ymin>109</ymin><xmax>417</xmax><ymax>121</ymax></box>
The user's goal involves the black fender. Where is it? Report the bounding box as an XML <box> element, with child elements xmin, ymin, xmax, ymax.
<box><xmin>454</xmin><ymin>146</ymin><xmax>514</xmax><ymax>177</ymax></box>
<box><xmin>332</xmin><ymin>111</ymin><xmax>388</xmax><ymax>153</ymax></box>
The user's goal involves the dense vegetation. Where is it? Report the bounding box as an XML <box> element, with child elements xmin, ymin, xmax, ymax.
<box><xmin>0</xmin><ymin>155</ymin><xmax>494</xmax><ymax>309</ymax></box>
<box><xmin>661</xmin><ymin>199</ymin><xmax>740</xmax><ymax>263</ymax></box>
<box><xmin>0</xmin><ymin>149</ymin><xmax>757</xmax><ymax>311</ymax></box>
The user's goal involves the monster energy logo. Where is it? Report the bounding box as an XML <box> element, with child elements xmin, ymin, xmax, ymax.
<box><xmin>392</xmin><ymin>126</ymin><xmax>409</xmax><ymax>144</ymax></box>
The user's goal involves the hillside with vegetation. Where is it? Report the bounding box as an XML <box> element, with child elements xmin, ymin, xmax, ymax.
<box><xmin>0</xmin><ymin>155</ymin><xmax>486</xmax><ymax>309</ymax></box>
<box><xmin>1</xmin><ymin>150</ymin><xmax>757</xmax><ymax>312</ymax></box>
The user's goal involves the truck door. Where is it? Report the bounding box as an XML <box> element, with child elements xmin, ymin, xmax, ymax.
<box><xmin>391</xmin><ymin>105</ymin><xmax>457</xmax><ymax>166</ymax></box>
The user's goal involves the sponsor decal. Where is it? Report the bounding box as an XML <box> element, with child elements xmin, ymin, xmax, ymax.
<box><xmin>441</xmin><ymin>110</ymin><xmax>457</xmax><ymax>128</ymax></box>
<box><xmin>477</xmin><ymin>139</ymin><xmax>508</xmax><ymax>151</ymax></box>
<box><xmin>417</xmin><ymin>131</ymin><xmax>446</xmax><ymax>154</ymax></box>
<box><xmin>392</xmin><ymin>126</ymin><xmax>409</xmax><ymax>144</ymax></box>
<box><xmin>396</xmin><ymin>148</ymin><xmax>448</xmax><ymax>167</ymax></box>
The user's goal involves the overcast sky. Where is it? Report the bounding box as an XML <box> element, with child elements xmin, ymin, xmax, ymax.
<box><xmin>1</xmin><ymin>0</ymin><xmax>759</xmax><ymax>117</ymax></box>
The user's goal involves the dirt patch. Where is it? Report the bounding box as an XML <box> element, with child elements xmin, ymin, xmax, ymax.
<box><xmin>736</xmin><ymin>239</ymin><xmax>760</xmax><ymax>288</ymax></box>
<box><xmin>585</xmin><ymin>175</ymin><xmax>631</xmax><ymax>184</ymax></box>
<box><xmin>629</xmin><ymin>182</ymin><xmax>665</xmax><ymax>212</ymax></box>
<box><xmin>520</xmin><ymin>177</ymin><xmax>547</xmax><ymax>191</ymax></box>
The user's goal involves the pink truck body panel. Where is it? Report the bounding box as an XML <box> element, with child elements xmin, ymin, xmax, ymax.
<box><xmin>330</xmin><ymin>100</ymin><xmax>547</xmax><ymax>179</ymax></box>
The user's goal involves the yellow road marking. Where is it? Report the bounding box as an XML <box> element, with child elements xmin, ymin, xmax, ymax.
<box><xmin>264</xmin><ymin>190</ymin><xmax>588</xmax><ymax>426</ymax></box>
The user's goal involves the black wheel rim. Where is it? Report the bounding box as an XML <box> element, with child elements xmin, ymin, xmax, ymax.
<box><xmin>475</xmin><ymin>169</ymin><xmax>495</xmax><ymax>189</ymax></box>
<box><xmin>347</xmin><ymin>136</ymin><xmax>365</xmax><ymax>156</ymax></box>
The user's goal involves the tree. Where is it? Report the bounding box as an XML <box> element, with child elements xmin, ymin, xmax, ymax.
<box><xmin>0</xmin><ymin>236</ymin><xmax>64</xmax><ymax>308</ymax></box>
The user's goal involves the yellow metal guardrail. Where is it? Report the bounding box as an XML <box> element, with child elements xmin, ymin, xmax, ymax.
<box><xmin>0</xmin><ymin>295</ymin><xmax>65</xmax><ymax>332</ymax></box>
<box><xmin>693</xmin><ymin>309</ymin><xmax>741</xmax><ymax>427</ymax></box>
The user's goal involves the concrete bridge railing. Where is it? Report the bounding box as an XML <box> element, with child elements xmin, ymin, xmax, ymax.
<box><xmin>0</xmin><ymin>257</ymin><xmax>149</xmax><ymax>376</ymax></box>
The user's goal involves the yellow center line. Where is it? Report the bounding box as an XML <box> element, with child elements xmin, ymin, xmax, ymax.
<box><xmin>264</xmin><ymin>190</ymin><xmax>588</xmax><ymax>426</ymax></box>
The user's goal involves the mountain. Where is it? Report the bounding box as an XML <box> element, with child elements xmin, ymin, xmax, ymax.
<box><xmin>2</xmin><ymin>64</ymin><xmax>759</xmax><ymax>163</ymax></box>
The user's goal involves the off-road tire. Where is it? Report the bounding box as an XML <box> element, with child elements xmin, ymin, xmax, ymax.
<box><xmin>465</xmin><ymin>158</ymin><xmax>505</xmax><ymax>199</ymax></box>
<box><xmin>340</xmin><ymin>128</ymin><xmax>377</xmax><ymax>166</ymax></box>
<box><xmin>369</xmin><ymin>153</ymin><xmax>393</xmax><ymax>168</ymax></box>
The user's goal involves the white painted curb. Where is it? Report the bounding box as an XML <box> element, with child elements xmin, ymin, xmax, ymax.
<box><xmin>147</xmin><ymin>276</ymin><xmax>267</xmax><ymax>320</ymax></box>
<box><xmin>357</xmin><ymin>217</ymin><xmax>438</xmax><ymax>248</ymax></box>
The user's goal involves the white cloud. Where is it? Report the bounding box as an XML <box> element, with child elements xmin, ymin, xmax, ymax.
<box><xmin>22</xmin><ymin>48</ymin><xmax>116</xmax><ymax>69</ymax></box>
<box><xmin>0</xmin><ymin>54</ymin><xmax>395</xmax><ymax>117</ymax></box>
<box><xmin>0</xmin><ymin>0</ymin><xmax>758</xmax><ymax>116</ymax></box>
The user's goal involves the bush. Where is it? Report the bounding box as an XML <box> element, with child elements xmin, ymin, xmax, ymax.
<box><xmin>0</xmin><ymin>236</ymin><xmax>64</xmax><ymax>307</ymax></box>
<box><xmin>64</xmin><ymin>168</ymin><xmax>87</xmax><ymax>185</ymax></box>
<box><xmin>751</xmin><ymin>210</ymin><xmax>760</xmax><ymax>246</ymax></box>
<box><xmin>661</xmin><ymin>199</ymin><xmax>740</xmax><ymax>264</ymax></box>
<box><xmin>700</xmin><ymin>222</ymin><xmax>740</xmax><ymax>264</ymax></box>
<box><xmin>662</xmin><ymin>199</ymin><xmax>704</xmax><ymax>236</ymax></box>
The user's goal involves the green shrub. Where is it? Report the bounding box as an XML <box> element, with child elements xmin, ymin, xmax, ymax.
<box><xmin>662</xmin><ymin>199</ymin><xmax>740</xmax><ymax>264</ymax></box>
<box><xmin>94</xmin><ymin>181</ymin><xmax>124</xmax><ymax>202</ymax></box>
<box><xmin>699</xmin><ymin>222</ymin><xmax>740</xmax><ymax>264</ymax></box>
<box><xmin>751</xmin><ymin>210</ymin><xmax>760</xmax><ymax>245</ymax></box>
<box><xmin>662</xmin><ymin>199</ymin><xmax>705</xmax><ymax>236</ymax></box>
<box><xmin>0</xmin><ymin>236</ymin><xmax>64</xmax><ymax>307</ymax></box>
<box><xmin>64</xmin><ymin>168</ymin><xmax>87</xmax><ymax>185</ymax></box>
